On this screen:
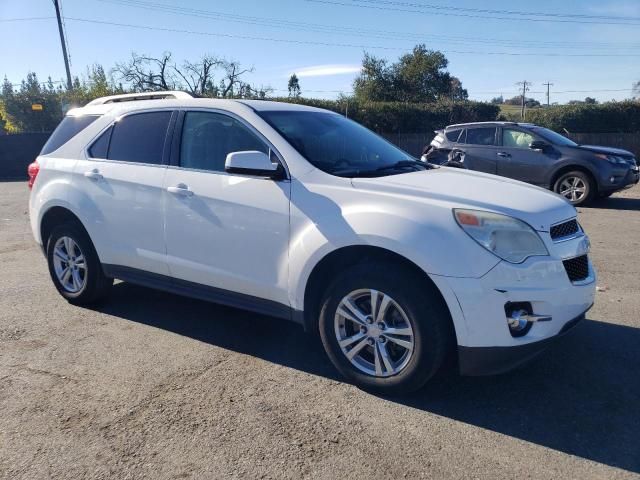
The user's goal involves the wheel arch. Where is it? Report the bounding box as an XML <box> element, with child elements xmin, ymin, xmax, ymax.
<box><xmin>40</xmin><ymin>206</ymin><xmax>91</xmax><ymax>253</ymax></box>
<box><xmin>301</xmin><ymin>245</ymin><xmax>458</xmax><ymax>344</ymax></box>
<box><xmin>550</xmin><ymin>164</ymin><xmax>598</xmax><ymax>194</ymax></box>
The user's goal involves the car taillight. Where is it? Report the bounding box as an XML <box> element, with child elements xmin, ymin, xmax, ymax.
<box><xmin>27</xmin><ymin>161</ymin><xmax>40</xmax><ymax>190</ymax></box>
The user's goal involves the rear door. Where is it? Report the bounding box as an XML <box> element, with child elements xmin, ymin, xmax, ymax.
<box><xmin>458</xmin><ymin>127</ymin><xmax>497</xmax><ymax>174</ymax></box>
<box><xmin>73</xmin><ymin>109</ymin><xmax>174</xmax><ymax>275</ymax></box>
<box><xmin>497</xmin><ymin>127</ymin><xmax>557</xmax><ymax>185</ymax></box>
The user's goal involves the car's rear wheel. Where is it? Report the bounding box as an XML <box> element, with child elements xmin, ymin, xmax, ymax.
<box><xmin>318</xmin><ymin>262</ymin><xmax>452</xmax><ymax>394</ymax></box>
<box><xmin>46</xmin><ymin>222</ymin><xmax>112</xmax><ymax>304</ymax></box>
<box><xmin>553</xmin><ymin>170</ymin><xmax>595</xmax><ymax>206</ymax></box>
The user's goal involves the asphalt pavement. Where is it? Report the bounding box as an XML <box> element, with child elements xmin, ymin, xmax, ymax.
<box><xmin>1</xmin><ymin>180</ymin><xmax>639</xmax><ymax>479</ymax></box>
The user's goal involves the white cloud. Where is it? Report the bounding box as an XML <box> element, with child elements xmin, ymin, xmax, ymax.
<box><xmin>292</xmin><ymin>64</ymin><xmax>362</xmax><ymax>78</ymax></box>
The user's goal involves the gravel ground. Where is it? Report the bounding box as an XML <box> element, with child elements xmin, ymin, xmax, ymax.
<box><xmin>1</xmin><ymin>180</ymin><xmax>639</xmax><ymax>479</ymax></box>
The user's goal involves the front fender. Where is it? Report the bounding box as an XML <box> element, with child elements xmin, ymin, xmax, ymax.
<box><xmin>288</xmin><ymin>206</ymin><xmax>499</xmax><ymax>312</ymax></box>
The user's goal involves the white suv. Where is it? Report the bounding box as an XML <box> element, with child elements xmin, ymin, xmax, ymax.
<box><xmin>28</xmin><ymin>91</ymin><xmax>596</xmax><ymax>393</ymax></box>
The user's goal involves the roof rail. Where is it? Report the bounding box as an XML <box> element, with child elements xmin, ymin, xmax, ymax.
<box><xmin>86</xmin><ymin>91</ymin><xmax>193</xmax><ymax>106</ymax></box>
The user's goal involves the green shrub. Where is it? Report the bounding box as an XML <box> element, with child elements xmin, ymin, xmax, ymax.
<box><xmin>524</xmin><ymin>101</ymin><xmax>640</xmax><ymax>133</ymax></box>
<box><xmin>267</xmin><ymin>97</ymin><xmax>500</xmax><ymax>133</ymax></box>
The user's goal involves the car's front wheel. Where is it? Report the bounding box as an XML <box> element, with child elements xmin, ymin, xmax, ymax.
<box><xmin>553</xmin><ymin>170</ymin><xmax>595</xmax><ymax>206</ymax></box>
<box><xmin>318</xmin><ymin>262</ymin><xmax>452</xmax><ymax>394</ymax></box>
<box><xmin>46</xmin><ymin>222</ymin><xmax>113</xmax><ymax>304</ymax></box>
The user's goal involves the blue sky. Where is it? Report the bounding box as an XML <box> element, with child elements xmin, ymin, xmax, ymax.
<box><xmin>1</xmin><ymin>0</ymin><xmax>639</xmax><ymax>103</ymax></box>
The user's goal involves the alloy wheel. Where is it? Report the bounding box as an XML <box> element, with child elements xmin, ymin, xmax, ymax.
<box><xmin>559</xmin><ymin>176</ymin><xmax>587</xmax><ymax>203</ymax></box>
<box><xmin>334</xmin><ymin>289</ymin><xmax>415</xmax><ymax>377</ymax></box>
<box><xmin>52</xmin><ymin>236</ymin><xmax>87</xmax><ymax>293</ymax></box>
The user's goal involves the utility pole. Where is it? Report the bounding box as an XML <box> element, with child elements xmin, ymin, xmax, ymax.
<box><xmin>516</xmin><ymin>80</ymin><xmax>531</xmax><ymax>120</ymax></box>
<box><xmin>53</xmin><ymin>0</ymin><xmax>73</xmax><ymax>90</ymax></box>
<box><xmin>543</xmin><ymin>81</ymin><xmax>553</xmax><ymax>106</ymax></box>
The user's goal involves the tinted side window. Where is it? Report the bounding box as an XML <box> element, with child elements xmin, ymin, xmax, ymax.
<box><xmin>88</xmin><ymin>126</ymin><xmax>111</xmax><ymax>159</ymax></box>
<box><xmin>180</xmin><ymin>111</ymin><xmax>268</xmax><ymax>172</ymax></box>
<box><xmin>108</xmin><ymin>111</ymin><xmax>172</xmax><ymax>164</ymax></box>
<box><xmin>445</xmin><ymin>129</ymin><xmax>462</xmax><ymax>142</ymax></box>
<box><xmin>502</xmin><ymin>128</ymin><xmax>536</xmax><ymax>148</ymax></box>
<box><xmin>466</xmin><ymin>127</ymin><xmax>496</xmax><ymax>146</ymax></box>
<box><xmin>41</xmin><ymin>115</ymin><xmax>99</xmax><ymax>155</ymax></box>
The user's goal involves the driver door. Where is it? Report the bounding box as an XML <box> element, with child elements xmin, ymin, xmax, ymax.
<box><xmin>497</xmin><ymin>127</ymin><xmax>557</xmax><ymax>185</ymax></box>
<box><xmin>163</xmin><ymin>110</ymin><xmax>291</xmax><ymax>309</ymax></box>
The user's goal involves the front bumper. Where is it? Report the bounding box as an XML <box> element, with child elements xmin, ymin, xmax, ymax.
<box><xmin>599</xmin><ymin>165</ymin><xmax>639</xmax><ymax>193</ymax></box>
<box><xmin>458</xmin><ymin>309</ymin><xmax>589</xmax><ymax>375</ymax></box>
<box><xmin>431</xmin><ymin>232</ymin><xmax>596</xmax><ymax>376</ymax></box>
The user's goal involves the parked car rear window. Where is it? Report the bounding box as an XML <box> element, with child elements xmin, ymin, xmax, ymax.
<box><xmin>107</xmin><ymin>111</ymin><xmax>172</xmax><ymax>164</ymax></box>
<box><xmin>464</xmin><ymin>127</ymin><xmax>496</xmax><ymax>146</ymax></box>
<box><xmin>445</xmin><ymin>129</ymin><xmax>462</xmax><ymax>142</ymax></box>
<box><xmin>180</xmin><ymin>111</ymin><xmax>268</xmax><ymax>172</ymax></box>
<box><xmin>41</xmin><ymin>115</ymin><xmax>99</xmax><ymax>155</ymax></box>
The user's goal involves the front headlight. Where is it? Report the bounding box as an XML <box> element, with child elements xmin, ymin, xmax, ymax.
<box><xmin>453</xmin><ymin>209</ymin><xmax>549</xmax><ymax>264</ymax></box>
<box><xmin>596</xmin><ymin>153</ymin><xmax>629</xmax><ymax>166</ymax></box>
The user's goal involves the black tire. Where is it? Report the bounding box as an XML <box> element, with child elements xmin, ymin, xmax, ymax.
<box><xmin>318</xmin><ymin>262</ymin><xmax>452</xmax><ymax>395</ymax></box>
<box><xmin>553</xmin><ymin>170</ymin><xmax>595</xmax><ymax>206</ymax></box>
<box><xmin>46</xmin><ymin>222</ymin><xmax>112</xmax><ymax>305</ymax></box>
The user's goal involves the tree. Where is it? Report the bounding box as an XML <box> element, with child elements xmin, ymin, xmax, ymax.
<box><xmin>449</xmin><ymin>76</ymin><xmax>468</xmax><ymax>101</ymax></box>
<box><xmin>584</xmin><ymin>97</ymin><xmax>597</xmax><ymax>104</ymax></box>
<box><xmin>504</xmin><ymin>95</ymin><xmax>539</xmax><ymax>107</ymax></box>
<box><xmin>633</xmin><ymin>81</ymin><xmax>640</xmax><ymax>99</ymax></box>
<box><xmin>114</xmin><ymin>52</ymin><xmax>255</xmax><ymax>98</ymax></box>
<box><xmin>490</xmin><ymin>95</ymin><xmax>504</xmax><ymax>104</ymax></box>
<box><xmin>353</xmin><ymin>45</ymin><xmax>461</xmax><ymax>103</ymax></box>
<box><xmin>288</xmin><ymin>73</ymin><xmax>301</xmax><ymax>98</ymax></box>
<box><xmin>1</xmin><ymin>72</ymin><xmax>63</xmax><ymax>132</ymax></box>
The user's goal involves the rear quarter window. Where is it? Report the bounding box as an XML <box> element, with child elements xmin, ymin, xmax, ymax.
<box><xmin>40</xmin><ymin>115</ymin><xmax>100</xmax><ymax>155</ymax></box>
<box><xmin>445</xmin><ymin>129</ymin><xmax>462</xmax><ymax>142</ymax></box>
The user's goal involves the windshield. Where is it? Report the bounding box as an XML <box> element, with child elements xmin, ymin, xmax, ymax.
<box><xmin>531</xmin><ymin>127</ymin><xmax>578</xmax><ymax>147</ymax></box>
<box><xmin>257</xmin><ymin>110</ymin><xmax>428</xmax><ymax>177</ymax></box>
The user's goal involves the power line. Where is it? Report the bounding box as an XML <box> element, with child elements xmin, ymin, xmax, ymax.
<box><xmin>60</xmin><ymin>17</ymin><xmax>640</xmax><ymax>57</ymax></box>
<box><xmin>95</xmin><ymin>0</ymin><xmax>640</xmax><ymax>51</ymax></box>
<box><xmin>0</xmin><ymin>17</ymin><xmax>56</xmax><ymax>22</ymax></box>
<box><xmin>307</xmin><ymin>0</ymin><xmax>640</xmax><ymax>26</ymax></box>
<box><xmin>350</xmin><ymin>0</ymin><xmax>640</xmax><ymax>21</ymax></box>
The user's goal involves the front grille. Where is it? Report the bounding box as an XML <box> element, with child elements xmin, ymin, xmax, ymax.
<box><xmin>563</xmin><ymin>255</ymin><xmax>589</xmax><ymax>282</ymax></box>
<box><xmin>550</xmin><ymin>219</ymin><xmax>579</xmax><ymax>240</ymax></box>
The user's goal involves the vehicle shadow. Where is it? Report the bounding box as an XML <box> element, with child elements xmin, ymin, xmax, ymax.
<box><xmin>93</xmin><ymin>282</ymin><xmax>640</xmax><ymax>474</ymax></box>
<box><xmin>584</xmin><ymin>196</ymin><xmax>640</xmax><ymax>212</ymax></box>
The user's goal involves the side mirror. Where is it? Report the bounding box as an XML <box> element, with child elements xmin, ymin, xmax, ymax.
<box><xmin>529</xmin><ymin>140</ymin><xmax>548</xmax><ymax>151</ymax></box>
<box><xmin>225</xmin><ymin>151</ymin><xmax>283</xmax><ymax>179</ymax></box>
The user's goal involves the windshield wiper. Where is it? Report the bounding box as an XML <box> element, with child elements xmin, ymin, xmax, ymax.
<box><xmin>374</xmin><ymin>160</ymin><xmax>431</xmax><ymax>173</ymax></box>
<box><xmin>333</xmin><ymin>160</ymin><xmax>432</xmax><ymax>178</ymax></box>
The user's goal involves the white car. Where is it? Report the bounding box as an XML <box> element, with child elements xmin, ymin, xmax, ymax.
<box><xmin>28</xmin><ymin>91</ymin><xmax>596</xmax><ymax>393</ymax></box>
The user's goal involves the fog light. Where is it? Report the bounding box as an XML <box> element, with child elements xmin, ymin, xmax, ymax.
<box><xmin>610</xmin><ymin>176</ymin><xmax>615</xmax><ymax>183</ymax></box>
<box><xmin>508</xmin><ymin>310</ymin><xmax>531</xmax><ymax>334</ymax></box>
<box><xmin>504</xmin><ymin>302</ymin><xmax>552</xmax><ymax>338</ymax></box>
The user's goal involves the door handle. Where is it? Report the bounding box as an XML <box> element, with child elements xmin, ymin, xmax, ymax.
<box><xmin>497</xmin><ymin>152</ymin><xmax>511</xmax><ymax>158</ymax></box>
<box><xmin>84</xmin><ymin>169</ymin><xmax>103</xmax><ymax>181</ymax></box>
<box><xmin>167</xmin><ymin>184</ymin><xmax>194</xmax><ymax>197</ymax></box>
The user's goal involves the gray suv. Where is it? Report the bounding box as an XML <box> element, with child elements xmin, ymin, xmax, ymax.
<box><xmin>425</xmin><ymin>122</ymin><xmax>639</xmax><ymax>206</ymax></box>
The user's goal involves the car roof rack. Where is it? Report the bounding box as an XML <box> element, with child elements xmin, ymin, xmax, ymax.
<box><xmin>85</xmin><ymin>91</ymin><xmax>193</xmax><ymax>106</ymax></box>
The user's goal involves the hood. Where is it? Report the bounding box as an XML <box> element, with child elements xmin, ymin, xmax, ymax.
<box><xmin>575</xmin><ymin>144</ymin><xmax>635</xmax><ymax>158</ymax></box>
<box><xmin>351</xmin><ymin>168</ymin><xmax>576</xmax><ymax>232</ymax></box>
